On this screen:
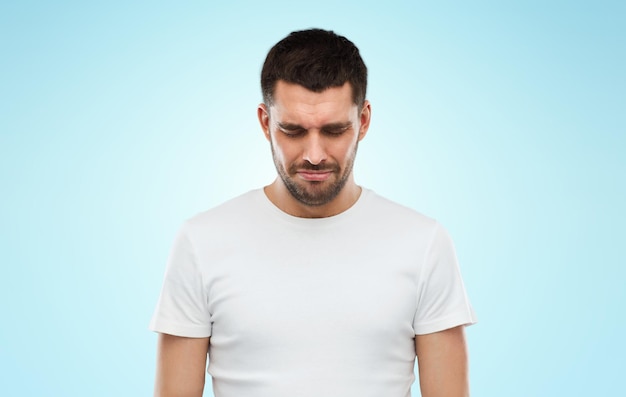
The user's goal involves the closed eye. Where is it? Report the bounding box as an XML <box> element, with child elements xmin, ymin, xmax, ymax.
<box><xmin>279</xmin><ymin>127</ymin><xmax>305</xmax><ymax>137</ymax></box>
<box><xmin>277</xmin><ymin>122</ymin><xmax>305</xmax><ymax>137</ymax></box>
<box><xmin>322</xmin><ymin>126</ymin><xmax>350</xmax><ymax>136</ymax></box>
<box><xmin>276</xmin><ymin>122</ymin><xmax>351</xmax><ymax>137</ymax></box>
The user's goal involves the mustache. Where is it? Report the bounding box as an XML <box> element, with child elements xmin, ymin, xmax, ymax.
<box><xmin>290</xmin><ymin>162</ymin><xmax>339</xmax><ymax>172</ymax></box>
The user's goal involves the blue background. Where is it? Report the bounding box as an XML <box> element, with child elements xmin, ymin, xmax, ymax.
<box><xmin>1</xmin><ymin>1</ymin><xmax>624</xmax><ymax>396</ymax></box>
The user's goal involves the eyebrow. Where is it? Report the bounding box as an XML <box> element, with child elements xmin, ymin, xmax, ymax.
<box><xmin>277</xmin><ymin>121</ymin><xmax>352</xmax><ymax>131</ymax></box>
<box><xmin>277</xmin><ymin>122</ymin><xmax>305</xmax><ymax>131</ymax></box>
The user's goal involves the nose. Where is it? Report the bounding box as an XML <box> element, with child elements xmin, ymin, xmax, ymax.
<box><xmin>302</xmin><ymin>132</ymin><xmax>327</xmax><ymax>165</ymax></box>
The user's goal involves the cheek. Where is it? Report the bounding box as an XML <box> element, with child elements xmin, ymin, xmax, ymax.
<box><xmin>333</xmin><ymin>138</ymin><xmax>358</xmax><ymax>162</ymax></box>
<box><xmin>271</xmin><ymin>137</ymin><xmax>292</xmax><ymax>163</ymax></box>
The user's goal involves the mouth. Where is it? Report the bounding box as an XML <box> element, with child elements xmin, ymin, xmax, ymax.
<box><xmin>296</xmin><ymin>170</ymin><xmax>333</xmax><ymax>182</ymax></box>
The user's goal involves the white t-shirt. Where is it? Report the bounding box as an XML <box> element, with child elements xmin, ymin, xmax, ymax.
<box><xmin>150</xmin><ymin>188</ymin><xmax>476</xmax><ymax>397</ymax></box>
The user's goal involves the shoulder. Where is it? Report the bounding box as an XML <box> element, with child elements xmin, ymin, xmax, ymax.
<box><xmin>181</xmin><ymin>189</ymin><xmax>266</xmax><ymax>238</ymax></box>
<box><xmin>361</xmin><ymin>189</ymin><xmax>440</xmax><ymax>233</ymax></box>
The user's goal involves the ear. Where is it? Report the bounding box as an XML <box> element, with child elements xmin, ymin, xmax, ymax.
<box><xmin>257</xmin><ymin>103</ymin><xmax>271</xmax><ymax>141</ymax></box>
<box><xmin>357</xmin><ymin>100</ymin><xmax>371</xmax><ymax>141</ymax></box>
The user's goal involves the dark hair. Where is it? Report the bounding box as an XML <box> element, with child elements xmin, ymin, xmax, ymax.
<box><xmin>261</xmin><ymin>28</ymin><xmax>367</xmax><ymax>108</ymax></box>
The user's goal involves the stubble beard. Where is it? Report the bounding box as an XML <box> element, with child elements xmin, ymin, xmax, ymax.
<box><xmin>271</xmin><ymin>142</ymin><xmax>358</xmax><ymax>207</ymax></box>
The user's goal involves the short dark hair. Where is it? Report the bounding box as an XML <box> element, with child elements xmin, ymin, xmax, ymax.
<box><xmin>261</xmin><ymin>29</ymin><xmax>367</xmax><ymax>108</ymax></box>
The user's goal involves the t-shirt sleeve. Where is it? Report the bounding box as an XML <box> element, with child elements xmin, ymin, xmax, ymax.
<box><xmin>149</xmin><ymin>223</ymin><xmax>212</xmax><ymax>337</ymax></box>
<box><xmin>413</xmin><ymin>223</ymin><xmax>477</xmax><ymax>335</ymax></box>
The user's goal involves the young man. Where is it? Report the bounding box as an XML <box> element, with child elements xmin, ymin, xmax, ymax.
<box><xmin>150</xmin><ymin>29</ymin><xmax>476</xmax><ymax>397</ymax></box>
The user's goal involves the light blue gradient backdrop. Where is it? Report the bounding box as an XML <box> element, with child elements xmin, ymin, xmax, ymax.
<box><xmin>1</xmin><ymin>1</ymin><xmax>624</xmax><ymax>396</ymax></box>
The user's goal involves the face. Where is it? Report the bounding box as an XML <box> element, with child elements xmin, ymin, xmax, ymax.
<box><xmin>258</xmin><ymin>81</ymin><xmax>371</xmax><ymax>208</ymax></box>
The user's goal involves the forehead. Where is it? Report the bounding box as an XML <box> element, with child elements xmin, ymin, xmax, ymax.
<box><xmin>270</xmin><ymin>81</ymin><xmax>357</xmax><ymax>127</ymax></box>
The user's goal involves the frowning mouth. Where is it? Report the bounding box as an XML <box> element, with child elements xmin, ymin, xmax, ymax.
<box><xmin>296</xmin><ymin>170</ymin><xmax>333</xmax><ymax>182</ymax></box>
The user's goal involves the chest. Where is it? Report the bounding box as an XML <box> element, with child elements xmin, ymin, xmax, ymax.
<box><xmin>200</xmin><ymin>234</ymin><xmax>421</xmax><ymax>354</ymax></box>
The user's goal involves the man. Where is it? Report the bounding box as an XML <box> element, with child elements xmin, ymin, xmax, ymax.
<box><xmin>150</xmin><ymin>28</ymin><xmax>476</xmax><ymax>397</ymax></box>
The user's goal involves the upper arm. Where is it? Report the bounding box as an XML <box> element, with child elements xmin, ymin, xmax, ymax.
<box><xmin>415</xmin><ymin>325</ymin><xmax>470</xmax><ymax>397</ymax></box>
<box><xmin>154</xmin><ymin>333</ymin><xmax>210</xmax><ymax>397</ymax></box>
